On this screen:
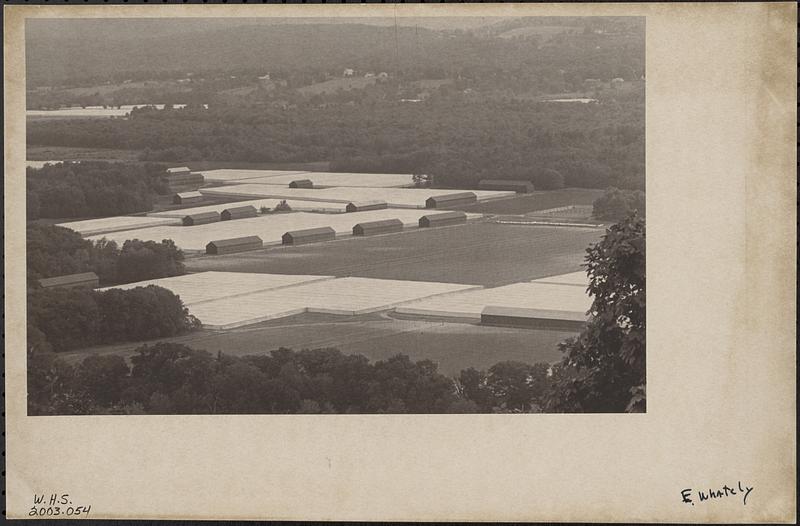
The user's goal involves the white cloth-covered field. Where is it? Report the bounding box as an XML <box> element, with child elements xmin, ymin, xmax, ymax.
<box><xmin>531</xmin><ymin>271</ymin><xmax>589</xmax><ymax>287</ymax></box>
<box><xmin>195</xmin><ymin>169</ymin><xmax>309</xmax><ymax>183</ymax></box>
<box><xmin>98</xmin><ymin>272</ymin><xmax>332</xmax><ymax>306</ymax></box>
<box><xmin>188</xmin><ymin>276</ymin><xmax>481</xmax><ymax>329</ymax></box>
<box><xmin>87</xmin><ymin>209</ymin><xmax>482</xmax><ymax>251</ymax></box>
<box><xmin>200</xmin><ymin>185</ymin><xmax>515</xmax><ymax>209</ymax></box>
<box><xmin>234</xmin><ymin>172</ymin><xmax>416</xmax><ymax>188</ymax></box>
<box><xmin>148</xmin><ymin>199</ymin><xmax>348</xmax><ymax>218</ymax></box>
<box><xmin>395</xmin><ymin>281</ymin><xmax>592</xmax><ymax>321</ymax></box>
<box><xmin>57</xmin><ymin>215</ymin><xmax>182</xmax><ymax>236</ymax></box>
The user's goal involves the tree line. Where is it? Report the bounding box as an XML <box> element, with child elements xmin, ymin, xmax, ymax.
<box><xmin>26</xmin><ymin>343</ymin><xmax>572</xmax><ymax>415</ymax></box>
<box><xmin>29</xmin><ymin>96</ymin><xmax>644</xmax><ymax>190</ymax></box>
<box><xmin>28</xmin><ymin>286</ymin><xmax>200</xmax><ymax>355</ymax></box>
<box><xmin>27</xmin><ymin>161</ymin><xmax>169</xmax><ymax>219</ymax></box>
<box><xmin>27</xmin><ymin>224</ymin><xmax>185</xmax><ymax>288</ymax></box>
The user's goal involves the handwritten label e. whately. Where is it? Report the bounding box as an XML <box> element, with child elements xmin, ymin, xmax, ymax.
<box><xmin>681</xmin><ymin>482</ymin><xmax>754</xmax><ymax>507</ymax></box>
<box><xmin>29</xmin><ymin>494</ymin><xmax>92</xmax><ymax>518</ymax></box>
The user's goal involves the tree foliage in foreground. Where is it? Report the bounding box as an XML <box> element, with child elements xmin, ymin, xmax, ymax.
<box><xmin>28</xmin><ymin>345</ymin><xmax>561</xmax><ymax>416</ymax></box>
<box><xmin>543</xmin><ymin>212</ymin><xmax>646</xmax><ymax>412</ymax></box>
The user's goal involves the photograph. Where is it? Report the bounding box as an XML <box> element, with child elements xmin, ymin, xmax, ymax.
<box><xmin>24</xmin><ymin>15</ymin><xmax>646</xmax><ymax>416</ymax></box>
<box><xmin>5</xmin><ymin>3</ymin><xmax>796</xmax><ymax>522</ymax></box>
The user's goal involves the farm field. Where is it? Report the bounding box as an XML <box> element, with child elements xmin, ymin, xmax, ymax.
<box><xmin>87</xmin><ymin>209</ymin><xmax>481</xmax><ymax>251</ymax></box>
<box><xmin>186</xmin><ymin>222</ymin><xmax>603</xmax><ymax>287</ymax></box>
<box><xmin>452</xmin><ymin>188</ymin><xmax>605</xmax><ymax>215</ymax></box>
<box><xmin>100</xmin><ymin>271</ymin><xmax>332</xmax><ymax>306</ymax></box>
<box><xmin>199</xmin><ymin>185</ymin><xmax>515</xmax><ymax>208</ymax></box>
<box><xmin>186</xmin><ymin>276</ymin><xmax>479</xmax><ymax>329</ymax></box>
<box><xmin>229</xmin><ymin>171</ymin><xmax>416</xmax><ymax>188</ymax></box>
<box><xmin>60</xmin><ymin>312</ymin><xmax>574</xmax><ymax>376</ymax></box>
<box><xmin>395</xmin><ymin>281</ymin><xmax>592</xmax><ymax>321</ymax></box>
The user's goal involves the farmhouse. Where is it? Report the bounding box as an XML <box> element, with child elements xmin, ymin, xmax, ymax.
<box><xmin>418</xmin><ymin>211</ymin><xmax>468</xmax><ymax>228</ymax></box>
<box><xmin>38</xmin><ymin>272</ymin><xmax>99</xmax><ymax>290</ymax></box>
<box><xmin>425</xmin><ymin>192</ymin><xmax>477</xmax><ymax>208</ymax></box>
<box><xmin>206</xmin><ymin>236</ymin><xmax>263</xmax><ymax>255</ymax></box>
<box><xmin>480</xmin><ymin>305</ymin><xmax>588</xmax><ymax>331</ymax></box>
<box><xmin>173</xmin><ymin>191</ymin><xmax>204</xmax><ymax>205</ymax></box>
<box><xmin>478</xmin><ymin>179</ymin><xmax>535</xmax><ymax>193</ymax></box>
<box><xmin>289</xmin><ymin>179</ymin><xmax>314</xmax><ymax>189</ymax></box>
<box><xmin>282</xmin><ymin>226</ymin><xmax>336</xmax><ymax>245</ymax></box>
<box><xmin>182</xmin><ymin>211</ymin><xmax>220</xmax><ymax>226</ymax></box>
<box><xmin>352</xmin><ymin>219</ymin><xmax>404</xmax><ymax>236</ymax></box>
<box><xmin>220</xmin><ymin>205</ymin><xmax>258</xmax><ymax>221</ymax></box>
<box><xmin>345</xmin><ymin>200</ymin><xmax>388</xmax><ymax>212</ymax></box>
<box><xmin>166</xmin><ymin>168</ymin><xmax>204</xmax><ymax>189</ymax></box>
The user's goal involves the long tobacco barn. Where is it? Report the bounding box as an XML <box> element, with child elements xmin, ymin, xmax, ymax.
<box><xmin>352</xmin><ymin>218</ymin><xmax>404</xmax><ymax>236</ymax></box>
<box><xmin>418</xmin><ymin>211</ymin><xmax>468</xmax><ymax>228</ymax></box>
<box><xmin>425</xmin><ymin>192</ymin><xmax>477</xmax><ymax>208</ymax></box>
<box><xmin>206</xmin><ymin>236</ymin><xmax>263</xmax><ymax>255</ymax></box>
<box><xmin>220</xmin><ymin>205</ymin><xmax>258</xmax><ymax>221</ymax></box>
<box><xmin>282</xmin><ymin>226</ymin><xmax>336</xmax><ymax>245</ymax></box>
<box><xmin>182</xmin><ymin>211</ymin><xmax>221</xmax><ymax>226</ymax></box>
<box><xmin>478</xmin><ymin>179</ymin><xmax>534</xmax><ymax>193</ymax></box>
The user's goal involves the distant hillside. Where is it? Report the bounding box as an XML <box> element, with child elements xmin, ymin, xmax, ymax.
<box><xmin>26</xmin><ymin>18</ymin><xmax>644</xmax><ymax>87</ymax></box>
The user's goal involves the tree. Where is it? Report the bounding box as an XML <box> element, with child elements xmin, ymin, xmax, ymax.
<box><xmin>74</xmin><ymin>354</ymin><xmax>131</xmax><ymax>406</ymax></box>
<box><xmin>115</xmin><ymin>239</ymin><xmax>185</xmax><ymax>283</ymax></box>
<box><xmin>592</xmin><ymin>187</ymin><xmax>645</xmax><ymax>220</ymax></box>
<box><xmin>533</xmin><ymin>168</ymin><xmax>565</xmax><ymax>190</ymax></box>
<box><xmin>544</xmin><ymin>212</ymin><xmax>645</xmax><ymax>413</ymax></box>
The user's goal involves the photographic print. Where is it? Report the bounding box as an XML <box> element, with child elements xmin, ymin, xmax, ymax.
<box><xmin>5</xmin><ymin>3</ymin><xmax>796</xmax><ymax>523</ymax></box>
<box><xmin>23</xmin><ymin>15</ymin><xmax>646</xmax><ymax>416</ymax></box>
<box><xmin>22</xmin><ymin>15</ymin><xmax>648</xmax><ymax>416</ymax></box>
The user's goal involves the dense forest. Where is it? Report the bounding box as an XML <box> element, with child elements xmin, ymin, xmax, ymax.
<box><xmin>27</xmin><ymin>224</ymin><xmax>186</xmax><ymax>287</ymax></box>
<box><xmin>27</xmin><ymin>161</ymin><xmax>168</xmax><ymax>219</ymax></box>
<box><xmin>28</xmin><ymin>95</ymin><xmax>644</xmax><ymax>190</ymax></box>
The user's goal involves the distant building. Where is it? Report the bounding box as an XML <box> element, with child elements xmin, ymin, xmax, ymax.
<box><xmin>343</xmin><ymin>68</ymin><xmax>355</xmax><ymax>77</ymax></box>
<box><xmin>352</xmin><ymin>219</ymin><xmax>404</xmax><ymax>237</ymax></box>
<box><xmin>182</xmin><ymin>211</ymin><xmax>220</xmax><ymax>226</ymax></box>
<box><xmin>288</xmin><ymin>179</ymin><xmax>314</xmax><ymax>189</ymax></box>
<box><xmin>220</xmin><ymin>205</ymin><xmax>258</xmax><ymax>221</ymax></box>
<box><xmin>478</xmin><ymin>179</ymin><xmax>535</xmax><ymax>193</ymax></box>
<box><xmin>345</xmin><ymin>200</ymin><xmax>388</xmax><ymax>213</ymax></box>
<box><xmin>165</xmin><ymin>168</ymin><xmax>204</xmax><ymax>190</ymax></box>
<box><xmin>206</xmin><ymin>236</ymin><xmax>263</xmax><ymax>255</ymax></box>
<box><xmin>377</xmin><ymin>72</ymin><xmax>389</xmax><ymax>79</ymax></box>
<box><xmin>364</xmin><ymin>73</ymin><xmax>376</xmax><ymax>78</ymax></box>
<box><xmin>611</xmin><ymin>77</ymin><xmax>625</xmax><ymax>89</ymax></box>
<box><xmin>418</xmin><ymin>211</ymin><xmax>468</xmax><ymax>228</ymax></box>
<box><xmin>173</xmin><ymin>191</ymin><xmax>204</xmax><ymax>205</ymax></box>
<box><xmin>282</xmin><ymin>227</ymin><xmax>336</xmax><ymax>246</ymax></box>
<box><xmin>480</xmin><ymin>305</ymin><xmax>588</xmax><ymax>331</ymax></box>
<box><xmin>425</xmin><ymin>192</ymin><xmax>477</xmax><ymax>209</ymax></box>
<box><xmin>38</xmin><ymin>272</ymin><xmax>99</xmax><ymax>290</ymax></box>
<box><xmin>584</xmin><ymin>78</ymin><xmax>603</xmax><ymax>89</ymax></box>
